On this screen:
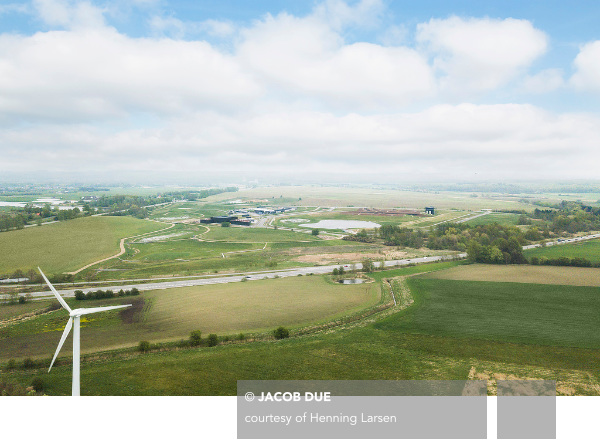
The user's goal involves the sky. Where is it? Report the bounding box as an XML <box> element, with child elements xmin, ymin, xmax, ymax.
<box><xmin>0</xmin><ymin>0</ymin><xmax>599</xmax><ymax>184</ymax></box>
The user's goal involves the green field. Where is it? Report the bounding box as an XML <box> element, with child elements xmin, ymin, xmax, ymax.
<box><xmin>0</xmin><ymin>275</ymin><xmax>379</xmax><ymax>361</ymax></box>
<box><xmin>524</xmin><ymin>239</ymin><xmax>600</xmax><ymax>263</ymax></box>
<box><xmin>375</xmin><ymin>278</ymin><xmax>600</xmax><ymax>349</ymax></box>
<box><xmin>4</xmin><ymin>263</ymin><xmax>600</xmax><ymax>395</ymax></box>
<box><xmin>0</xmin><ymin>216</ymin><xmax>167</xmax><ymax>275</ymax></box>
<box><xmin>200</xmin><ymin>226</ymin><xmax>321</xmax><ymax>243</ymax></box>
<box><xmin>464</xmin><ymin>213</ymin><xmax>521</xmax><ymax>226</ymax></box>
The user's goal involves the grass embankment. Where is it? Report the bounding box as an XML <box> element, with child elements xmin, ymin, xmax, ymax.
<box><xmin>0</xmin><ymin>216</ymin><xmax>166</xmax><ymax>274</ymax></box>
<box><xmin>524</xmin><ymin>239</ymin><xmax>600</xmax><ymax>264</ymax></box>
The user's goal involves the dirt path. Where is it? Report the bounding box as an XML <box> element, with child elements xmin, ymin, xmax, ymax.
<box><xmin>66</xmin><ymin>222</ymin><xmax>175</xmax><ymax>275</ymax></box>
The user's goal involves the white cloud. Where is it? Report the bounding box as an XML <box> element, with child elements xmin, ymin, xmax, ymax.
<box><xmin>0</xmin><ymin>1</ymin><xmax>596</xmax><ymax>183</ymax></box>
<box><xmin>238</xmin><ymin>12</ymin><xmax>435</xmax><ymax>109</ymax></box>
<box><xmin>570</xmin><ymin>41</ymin><xmax>600</xmax><ymax>92</ymax></box>
<box><xmin>2</xmin><ymin>104</ymin><xmax>599</xmax><ymax>181</ymax></box>
<box><xmin>0</xmin><ymin>26</ymin><xmax>261</xmax><ymax>122</ymax></box>
<box><xmin>417</xmin><ymin>16</ymin><xmax>548</xmax><ymax>95</ymax></box>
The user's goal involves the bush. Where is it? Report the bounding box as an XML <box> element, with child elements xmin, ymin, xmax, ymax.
<box><xmin>221</xmin><ymin>222</ymin><xmax>231</xmax><ymax>227</ymax></box>
<box><xmin>361</xmin><ymin>259</ymin><xmax>374</xmax><ymax>273</ymax></box>
<box><xmin>138</xmin><ymin>341</ymin><xmax>151</xmax><ymax>353</ymax></box>
<box><xmin>332</xmin><ymin>268</ymin><xmax>339</xmax><ymax>275</ymax></box>
<box><xmin>190</xmin><ymin>330</ymin><xmax>202</xmax><ymax>346</ymax></box>
<box><xmin>22</xmin><ymin>358</ymin><xmax>35</xmax><ymax>369</ymax></box>
<box><xmin>207</xmin><ymin>334</ymin><xmax>218</xmax><ymax>347</ymax></box>
<box><xmin>176</xmin><ymin>339</ymin><xmax>190</xmax><ymax>348</ymax></box>
<box><xmin>31</xmin><ymin>377</ymin><xmax>44</xmax><ymax>392</ymax></box>
<box><xmin>74</xmin><ymin>290</ymin><xmax>85</xmax><ymax>300</ymax></box>
<box><xmin>273</xmin><ymin>326</ymin><xmax>290</xmax><ymax>340</ymax></box>
<box><xmin>18</xmin><ymin>295</ymin><xmax>26</xmax><ymax>304</ymax></box>
<box><xmin>5</xmin><ymin>359</ymin><xmax>16</xmax><ymax>371</ymax></box>
<box><xmin>238</xmin><ymin>333</ymin><xmax>245</xmax><ymax>341</ymax></box>
<box><xmin>311</xmin><ymin>228</ymin><xmax>319</xmax><ymax>236</ymax></box>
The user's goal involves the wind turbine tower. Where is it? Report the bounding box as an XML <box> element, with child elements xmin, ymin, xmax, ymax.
<box><xmin>39</xmin><ymin>268</ymin><xmax>131</xmax><ymax>396</ymax></box>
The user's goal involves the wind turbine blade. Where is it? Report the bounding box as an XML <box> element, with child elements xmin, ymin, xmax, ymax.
<box><xmin>76</xmin><ymin>304</ymin><xmax>132</xmax><ymax>316</ymax></box>
<box><xmin>38</xmin><ymin>267</ymin><xmax>72</xmax><ymax>314</ymax></box>
<box><xmin>48</xmin><ymin>317</ymin><xmax>73</xmax><ymax>372</ymax></box>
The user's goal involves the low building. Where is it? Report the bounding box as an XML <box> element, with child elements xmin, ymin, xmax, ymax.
<box><xmin>425</xmin><ymin>206</ymin><xmax>435</xmax><ymax>215</ymax></box>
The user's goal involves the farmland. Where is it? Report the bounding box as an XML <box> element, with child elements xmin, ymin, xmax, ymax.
<box><xmin>0</xmin><ymin>275</ymin><xmax>380</xmax><ymax>360</ymax></box>
<box><xmin>0</xmin><ymin>216</ymin><xmax>167</xmax><ymax>275</ymax></box>
<box><xmin>429</xmin><ymin>263</ymin><xmax>600</xmax><ymax>286</ymax></box>
<box><xmin>204</xmin><ymin>186</ymin><xmax>537</xmax><ymax>211</ymax></box>
<box><xmin>376</xmin><ymin>277</ymin><xmax>600</xmax><ymax>349</ymax></box>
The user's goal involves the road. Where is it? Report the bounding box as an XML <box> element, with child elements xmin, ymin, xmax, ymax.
<box><xmin>10</xmin><ymin>254</ymin><xmax>461</xmax><ymax>300</ymax></box>
<box><xmin>522</xmin><ymin>233</ymin><xmax>600</xmax><ymax>249</ymax></box>
<box><xmin>7</xmin><ymin>233</ymin><xmax>600</xmax><ymax>301</ymax></box>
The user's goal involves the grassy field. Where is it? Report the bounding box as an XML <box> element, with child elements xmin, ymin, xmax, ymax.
<box><xmin>464</xmin><ymin>213</ymin><xmax>521</xmax><ymax>226</ymax></box>
<box><xmin>0</xmin><ymin>216</ymin><xmax>167</xmax><ymax>275</ymax></box>
<box><xmin>375</xmin><ymin>278</ymin><xmax>600</xmax><ymax>349</ymax></box>
<box><xmin>199</xmin><ymin>226</ymin><xmax>322</xmax><ymax>242</ymax></box>
<box><xmin>428</xmin><ymin>263</ymin><xmax>600</xmax><ymax>286</ymax></box>
<box><xmin>277</xmin><ymin>211</ymin><xmax>417</xmax><ymax>228</ymax></box>
<box><xmin>4</xmin><ymin>263</ymin><xmax>600</xmax><ymax>395</ymax></box>
<box><xmin>0</xmin><ymin>275</ymin><xmax>379</xmax><ymax>361</ymax></box>
<box><xmin>524</xmin><ymin>239</ymin><xmax>600</xmax><ymax>263</ymax></box>
<box><xmin>149</xmin><ymin>201</ymin><xmax>233</xmax><ymax>220</ymax></box>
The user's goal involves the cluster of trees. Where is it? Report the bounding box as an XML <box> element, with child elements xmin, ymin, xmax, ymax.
<box><xmin>378</xmin><ymin>225</ymin><xmax>425</xmax><ymax>247</ymax></box>
<box><xmin>74</xmin><ymin>287</ymin><xmax>140</xmax><ymax>300</ymax></box>
<box><xmin>532</xmin><ymin>202</ymin><xmax>600</xmax><ymax>234</ymax></box>
<box><xmin>343</xmin><ymin>229</ymin><xmax>375</xmax><ymax>243</ymax></box>
<box><xmin>0</xmin><ymin>214</ymin><xmax>27</xmax><ymax>231</ymax></box>
<box><xmin>355</xmin><ymin>222</ymin><xmax>531</xmax><ymax>265</ymax></box>
<box><xmin>0</xmin><ymin>205</ymin><xmax>85</xmax><ymax>233</ymax></box>
<box><xmin>467</xmin><ymin>237</ymin><xmax>526</xmax><ymax>264</ymax></box>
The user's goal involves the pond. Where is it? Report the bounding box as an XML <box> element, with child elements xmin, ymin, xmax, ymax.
<box><xmin>339</xmin><ymin>279</ymin><xmax>365</xmax><ymax>284</ymax></box>
<box><xmin>299</xmin><ymin>220</ymin><xmax>380</xmax><ymax>230</ymax></box>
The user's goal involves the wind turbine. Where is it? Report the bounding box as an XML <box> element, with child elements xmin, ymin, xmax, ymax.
<box><xmin>39</xmin><ymin>268</ymin><xmax>131</xmax><ymax>396</ymax></box>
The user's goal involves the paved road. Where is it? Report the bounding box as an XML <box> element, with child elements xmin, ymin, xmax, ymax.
<box><xmin>8</xmin><ymin>233</ymin><xmax>600</xmax><ymax>301</ymax></box>
<box><xmin>522</xmin><ymin>233</ymin><xmax>600</xmax><ymax>249</ymax></box>
<box><xmin>10</xmin><ymin>254</ymin><xmax>461</xmax><ymax>300</ymax></box>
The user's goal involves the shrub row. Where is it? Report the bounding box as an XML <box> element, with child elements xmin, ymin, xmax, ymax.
<box><xmin>529</xmin><ymin>256</ymin><xmax>598</xmax><ymax>267</ymax></box>
<box><xmin>74</xmin><ymin>287</ymin><xmax>140</xmax><ymax>300</ymax></box>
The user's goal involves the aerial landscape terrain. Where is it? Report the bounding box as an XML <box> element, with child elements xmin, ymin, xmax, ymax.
<box><xmin>2</xmin><ymin>182</ymin><xmax>600</xmax><ymax>397</ymax></box>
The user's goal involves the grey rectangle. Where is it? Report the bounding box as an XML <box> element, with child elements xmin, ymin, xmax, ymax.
<box><xmin>238</xmin><ymin>380</ymin><xmax>487</xmax><ymax>439</ymax></box>
<box><xmin>497</xmin><ymin>380</ymin><xmax>556</xmax><ymax>439</ymax></box>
